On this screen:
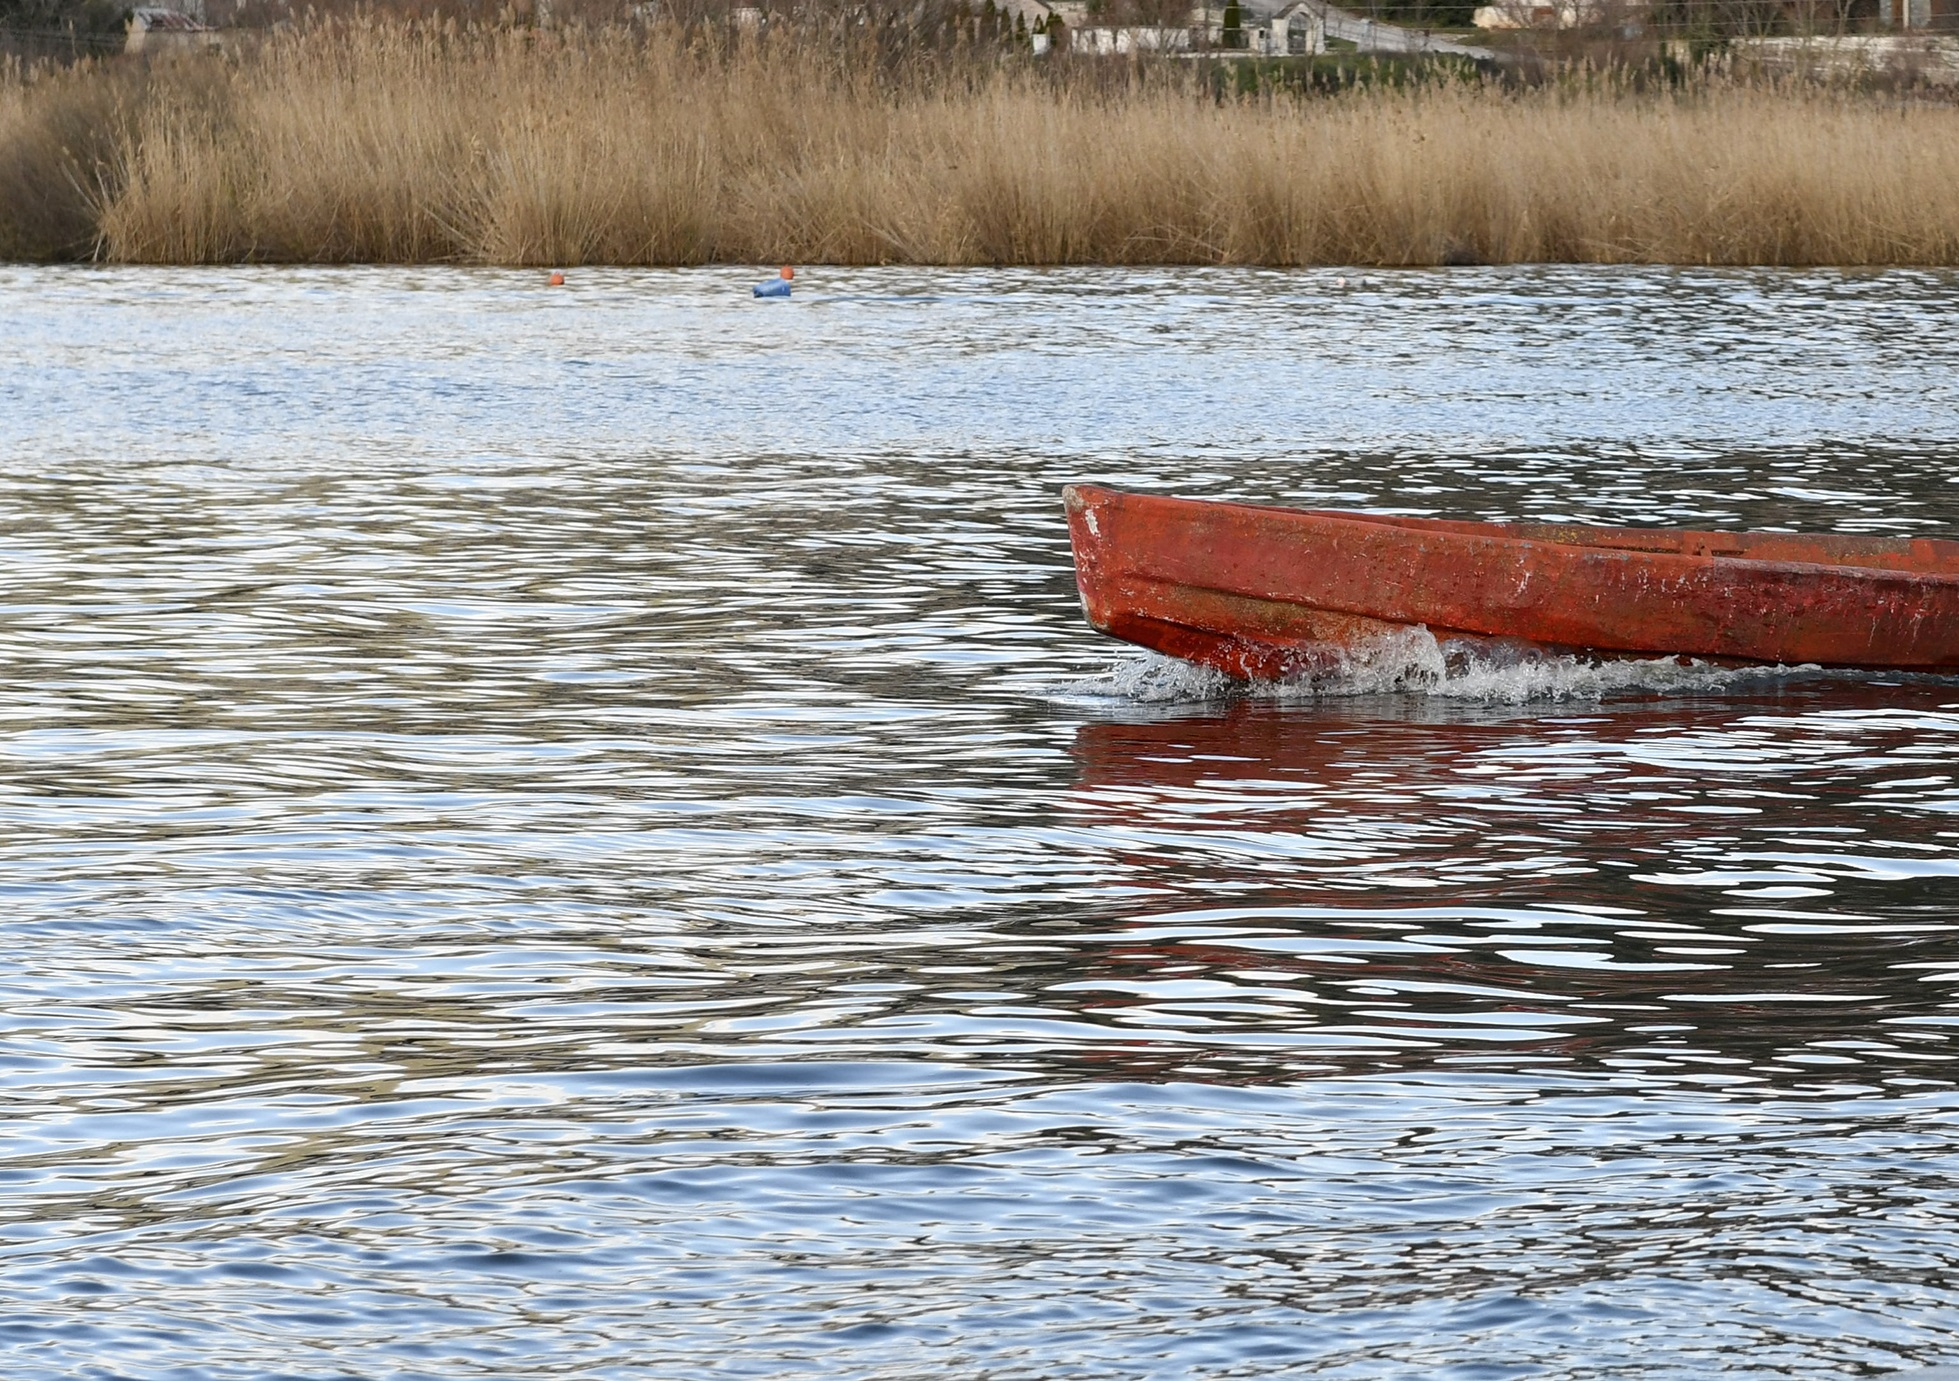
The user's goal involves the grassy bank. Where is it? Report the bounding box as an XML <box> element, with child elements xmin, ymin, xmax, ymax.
<box><xmin>5</xmin><ymin>24</ymin><xmax>1959</xmax><ymax>266</ymax></box>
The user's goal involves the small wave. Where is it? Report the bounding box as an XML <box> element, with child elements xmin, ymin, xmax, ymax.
<box><xmin>1065</xmin><ymin>627</ymin><xmax>1830</xmax><ymax>706</ymax></box>
<box><xmin>1067</xmin><ymin>650</ymin><xmax>1238</xmax><ymax>704</ymax></box>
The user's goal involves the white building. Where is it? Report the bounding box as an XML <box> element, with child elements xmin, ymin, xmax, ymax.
<box><xmin>1266</xmin><ymin>1</ymin><xmax>1326</xmax><ymax>53</ymax></box>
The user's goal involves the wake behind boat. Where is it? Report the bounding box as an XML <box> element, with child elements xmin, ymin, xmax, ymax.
<box><xmin>1063</xmin><ymin>484</ymin><xmax>1959</xmax><ymax>680</ymax></box>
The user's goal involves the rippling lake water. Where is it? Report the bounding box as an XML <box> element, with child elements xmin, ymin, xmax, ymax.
<box><xmin>2</xmin><ymin>264</ymin><xmax>1958</xmax><ymax>1380</ymax></box>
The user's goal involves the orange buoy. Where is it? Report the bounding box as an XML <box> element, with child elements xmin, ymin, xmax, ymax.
<box><xmin>549</xmin><ymin>271</ymin><xmax>565</xmax><ymax>286</ymax></box>
<box><xmin>780</xmin><ymin>266</ymin><xmax>795</xmax><ymax>280</ymax></box>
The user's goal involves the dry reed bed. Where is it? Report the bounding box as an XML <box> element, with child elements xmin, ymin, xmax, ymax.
<box><xmin>4</xmin><ymin>26</ymin><xmax>1959</xmax><ymax>265</ymax></box>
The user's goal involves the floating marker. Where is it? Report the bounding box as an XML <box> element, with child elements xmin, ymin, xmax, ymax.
<box><xmin>549</xmin><ymin>271</ymin><xmax>565</xmax><ymax>286</ymax></box>
<box><xmin>753</xmin><ymin>265</ymin><xmax>795</xmax><ymax>298</ymax></box>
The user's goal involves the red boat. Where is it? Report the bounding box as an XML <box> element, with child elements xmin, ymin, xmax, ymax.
<box><xmin>1063</xmin><ymin>485</ymin><xmax>1959</xmax><ymax>680</ymax></box>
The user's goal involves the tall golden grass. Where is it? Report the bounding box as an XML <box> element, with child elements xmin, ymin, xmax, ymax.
<box><xmin>4</xmin><ymin>24</ymin><xmax>1959</xmax><ymax>265</ymax></box>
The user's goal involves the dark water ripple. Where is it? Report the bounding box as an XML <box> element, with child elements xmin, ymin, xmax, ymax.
<box><xmin>0</xmin><ymin>265</ymin><xmax>1957</xmax><ymax>1379</ymax></box>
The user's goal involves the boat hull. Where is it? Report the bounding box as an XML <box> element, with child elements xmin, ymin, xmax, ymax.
<box><xmin>1063</xmin><ymin>485</ymin><xmax>1959</xmax><ymax>678</ymax></box>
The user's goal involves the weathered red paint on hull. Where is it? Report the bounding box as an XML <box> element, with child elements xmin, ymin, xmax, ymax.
<box><xmin>1063</xmin><ymin>485</ymin><xmax>1959</xmax><ymax>679</ymax></box>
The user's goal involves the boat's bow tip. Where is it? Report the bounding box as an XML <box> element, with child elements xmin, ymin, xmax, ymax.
<box><xmin>1062</xmin><ymin>482</ymin><xmax>1122</xmax><ymax>509</ymax></box>
<box><xmin>1060</xmin><ymin>486</ymin><xmax>1114</xmax><ymax>627</ymax></box>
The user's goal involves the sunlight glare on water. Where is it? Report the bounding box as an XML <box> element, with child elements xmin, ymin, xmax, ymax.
<box><xmin>0</xmin><ymin>264</ymin><xmax>1957</xmax><ymax>1380</ymax></box>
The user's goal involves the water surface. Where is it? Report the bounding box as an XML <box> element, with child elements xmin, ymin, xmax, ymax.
<box><xmin>1</xmin><ymin>264</ymin><xmax>1957</xmax><ymax>1379</ymax></box>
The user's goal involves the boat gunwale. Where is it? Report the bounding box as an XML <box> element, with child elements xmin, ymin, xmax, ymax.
<box><xmin>1067</xmin><ymin>486</ymin><xmax>1959</xmax><ymax>586</ymax></box>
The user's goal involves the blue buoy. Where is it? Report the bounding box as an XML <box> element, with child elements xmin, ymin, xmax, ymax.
<box><xmin>753</xmin><ymin>278</ymin><xmax>792</xmax><ymax>298</ymax></box>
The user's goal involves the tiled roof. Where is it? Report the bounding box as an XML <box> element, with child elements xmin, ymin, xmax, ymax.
<box><xmin>129</xmin><ymin>7</ymin><xmax>213</xmax><ymax>30</ymax></box>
